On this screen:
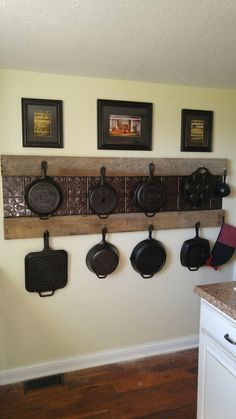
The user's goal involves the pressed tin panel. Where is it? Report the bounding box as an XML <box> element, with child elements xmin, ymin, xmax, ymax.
<box><xmin>2</xmin><ymin>174</ymin><xmax>222</xmax><ymax>218</ymax></box>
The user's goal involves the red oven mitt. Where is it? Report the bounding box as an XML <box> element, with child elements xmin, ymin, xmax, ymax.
<box><xmin>207</xmin><ymin>223</ymin><xmax>236</xmax><ymax>270</ymax></box>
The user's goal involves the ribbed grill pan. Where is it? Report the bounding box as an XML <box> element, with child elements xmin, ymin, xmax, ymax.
<box><xmin>25</xmin><ymin>231</ymin><xmax>68</xmax><ymax>297</ymax></box>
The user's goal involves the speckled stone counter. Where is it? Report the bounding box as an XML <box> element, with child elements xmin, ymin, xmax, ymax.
<box><xmin>194</xmin><ymin>281</ymin><xmax>236</xmax><ymax>321</ymax></box>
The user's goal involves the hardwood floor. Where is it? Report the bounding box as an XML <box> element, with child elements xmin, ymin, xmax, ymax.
<box><xmin>0</xmin><ymin>349</ymin><xmax>198</xmax><ymax>419</ymax></box>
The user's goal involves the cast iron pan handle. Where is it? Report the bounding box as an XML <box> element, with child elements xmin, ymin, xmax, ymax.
<box><xmin>141</xmin><ymin>273</ymin><xmax>154</xmax><ymax>278</ymax></box>
<box><xmin>96</xmin><ymin>226</ymin><xmax>109</xmax><ymax>278</ymax></box>
<box><xmin>39</xmin><ymin>290</ymin><xmax>55</xmax><ymax>297</ymax></box>
<box><xmin>145</xmin><ymin>162</ymin><xmax>155</xmax><ymax>217</ymax></box>
<box><xmin>38</xmin><ymin>231</ymin><xmax>56</xmax><ymax>295</ymax></box>
<box><xmin>148</xmin><ymin>224</ymin><xmax>153</xmax><ymax>239</ymax></box>
<box><xmin>187</xmin><ymin>222</ymin><xmax>201</xmax><ymax>271</ymax></box>
<box><xmin>101</xmin><ymin>226</ymin><xmax>107</xmax><ymax>243</ymax></box>
<box><xmin>100</xmin><ymin>166</ymin><xmax>106</xmax><ymax>185</ymax></box>
<box><xmin>145</xmin><ymin>212</ymin><xmax>155</xmax><ymax>218</ymax></box>
<box><xmin>43</xmin><ymin>230</ymin><xmax>50</xmax><ymax>250</ymax></box>
<box><xmin>148</xmin><ymin>161</ymin><xmax>154</xmax><ymax>180</ymax></box>
<box><xmin>195</xmin><ymin>221</ymin><xmax>200</xmax><ymax>238</ymax></box>
<box><xmin>188</xmin><ymin>266</ymin><xmax>199</xmax><ymax>271</ymax></box>
<box><xmin>140</xmin><ymin>225</ymin><xmax>155</xmax><ymax>278</ymax></box>
<box><xmin>97</xmin><ymin>166</ymin><xmax>109</xmax><ymax>219</ymax></box>
<box><xmin>41</xmin><ymin>160</ymin><xmax>48</xmax><ymax>178</ymax></box>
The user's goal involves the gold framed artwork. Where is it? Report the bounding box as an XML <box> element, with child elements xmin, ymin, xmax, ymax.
<box><xmin>22</xmin><ymin>98</ymin><xmax>63</xmax><ymax>148</ymax></box>
<box><xmin>181</xmin><ymin>109</ymin><xmax>213</xmax><ymax>152</ymax></box>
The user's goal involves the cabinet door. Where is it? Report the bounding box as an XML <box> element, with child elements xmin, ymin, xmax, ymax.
<box><xmin>197</xmin><ymin>332</ymin><xmax>236</xmax><ymax>419</ymax></box>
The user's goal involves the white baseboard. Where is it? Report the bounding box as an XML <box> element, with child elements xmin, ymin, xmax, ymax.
<box><xmin>0</xmin><ymin>334</ymin><xmax>198</xmax><ymax>386</ymax></box>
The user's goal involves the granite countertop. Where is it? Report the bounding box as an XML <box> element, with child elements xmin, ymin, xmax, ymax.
<box><xmin>194</xmin><ymin>281</ymin><xmax>236</xmax><ymax>321</ymax></box>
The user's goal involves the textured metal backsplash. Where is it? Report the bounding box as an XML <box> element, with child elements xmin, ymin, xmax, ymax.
<box><xmin>2</xmin><ymin>175</ymin><xmax>222</xmax><ymax>218</ymax></box>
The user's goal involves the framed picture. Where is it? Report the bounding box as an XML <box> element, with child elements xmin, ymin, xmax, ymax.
<box><xmin>22</xmin><ymin>98</ymin><xmax>63</xmax><ymax>148</ymax></box>
<box><xmin>97</xmin><ymin>99</ymin><xmax>152</xmax><ymax>150</ymax></box>
<box><xmin>181</xmin><ymin>109</ymin><xmax>213</xmax><ymax>152</ymax></box>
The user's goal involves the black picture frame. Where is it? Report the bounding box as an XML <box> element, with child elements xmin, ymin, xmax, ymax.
<box><xmin>22</xmin><ymin>98</ymin><xmax>63</xmax><ymax>148</ymax></box>
<box><xmin>97</xmin><ymin>99</ymin><xmax>152</xmax><ymax>150</ymax></box>
<box><xmin>181</xmin><ymin>109</ymin><xmax>213</xmax><ymax>152</ymax></box>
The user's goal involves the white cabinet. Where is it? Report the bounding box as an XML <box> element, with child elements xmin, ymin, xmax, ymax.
<box><xmin>197</xmin><ymin>301</ymin><xmax>236</xmax><ymax>419</ymax></box>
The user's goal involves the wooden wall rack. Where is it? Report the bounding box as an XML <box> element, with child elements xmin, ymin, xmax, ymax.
<box><xmin>1</xmin><ymin>155</ymin><xmax>227</xmax><ymax>240</ymax></box>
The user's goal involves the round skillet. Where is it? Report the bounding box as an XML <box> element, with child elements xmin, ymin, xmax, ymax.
<box><xmin>130</xmin><ymin>225</ymin><xmax>166</xmax><ymax>278</ymax></box>
<box><xmin>89</xmin><ymin>166</ymin><xmax>117</xmax><ymax>218</ymax></box>
<box><xmin>25</xmin><ymin>160</ymin><xmax>63</xmax><ymax>218</ymax></box>
<box><xmin>134</xmin><ymin>162</ymin><xmax>166</xmax><ymax>217</ymax></box>
<box><xmin>180</xmin><ymin>222</ymin><xmax>210</xmax><ymax>271</ymax></box>
<box><xmin>86</xmin><ymin>227</ymin><xmax>119</xmax><ymax>278</ymax></box>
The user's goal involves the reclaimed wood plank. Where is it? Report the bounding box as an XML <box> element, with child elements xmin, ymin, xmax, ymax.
<box><xmin>4</xmin><ymin>209</ymin><xmax>224</xmax><ymax>239</ymax></box>
<box><xmin>1</xmin><ymin>155</ymin><xmax>227</xmax><ymax>177</ymax></box>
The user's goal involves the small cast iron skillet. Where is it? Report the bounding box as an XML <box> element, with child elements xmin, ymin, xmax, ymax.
<box><xmin>134</xmin><ymin>162</ymin><xmax>166</xmax><ymax>217</ymax></box>
<box><xmin>180</xmin><ymin>222</ymin><xmax>210</xmax><ymax>271</ymax></box>
<box><xmin>89</xmin><ymin>166</ymin><xmax>117</xmax><ymax>218</ymax></box>
<box><xmin>130</xmin><ymin>225</ymin><xmax>166</xmax><ymax>278</ymax></box>
<box><xmin>86</xmin><ymin>227</ymin><xmax>119</xmax><ymax>278</ymax></box>
<box><xmin>25</xmin><ymin>160</ymin><xmax>63</xmax><ymax>218</ymax></box>
<box><xmin>215</xmin><ymin>169</ymin><xmax>231</xmax><ymax>198</ymax></box>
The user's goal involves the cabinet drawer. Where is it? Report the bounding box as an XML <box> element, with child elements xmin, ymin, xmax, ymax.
<box><xmin>200</xmin><ymin>303</ymin><xmax>236</xmax><ymax>357</ymax></box>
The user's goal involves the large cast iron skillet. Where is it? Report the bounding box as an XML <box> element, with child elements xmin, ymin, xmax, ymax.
<box><xmin>134</xmin><ymin>162</ymin><xmax>166</xmax><ymax>217</ymax></box>
<box><xmin>130</xmin><ymin>225</ymin><xmax>166</xmax><ymax>278</ymax></box>
<box><xmin>86</xmin><ymin>227</ymin><xmax>119</xmax><ymax>278</ymax></box>
<box><xmin>25</xmin><ymin>160</ymin><xmax>63</xmax><ymax>218</ymax></box>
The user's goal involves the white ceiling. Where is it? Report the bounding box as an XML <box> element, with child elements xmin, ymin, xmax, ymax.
<box><xmin>1</xmin><ymin>0</ymin><xmax>236</xmax><ymax>89</ymax></box>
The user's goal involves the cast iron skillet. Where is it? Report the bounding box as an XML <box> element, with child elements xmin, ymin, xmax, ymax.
<box><xmin>130</xmin><ymin>225</ymin><xmax>166</xmax><ymax>278</ymax></box>
<box><xmin>215</xmin><ymin>169</ymin><xmax>231</xmax><ymax>198</ymax></box>
<box><xmin>180</xmin><ymin>222</ymin><xmax>210</xmax><ymax>271</ymax></box>
<box><xmin>89</xmin><ymin>166</ymin><xmax>117</xmax><ymax>218</ymax></box>
<box><xmin>86</xmin><ymin>227</ymin><xmax>119</xmax><ymax>278</ymax></box>
<box><xmin>134</xmin><ymin>162</ymin><xmax>166</xmax><ymax>217</ymax></box>
<box><xmin>25</xmin><ymin>160</ymin><xmax>63</xmax><ymax>218</ymax></box>
<box><xmin>25</xmin><ymin>230</ymin><xmax>68</xmax><ymax>297</ymax></box>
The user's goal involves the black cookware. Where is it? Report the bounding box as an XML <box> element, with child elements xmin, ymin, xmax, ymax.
<box><xmin>86</xmin><ymin>227</ymin><xmax>119</xmax><ymax>278</ymax></box>
<box><xmin>180</xmin><ymin>222</ymin><xmax>210</xmax><ymax>271</ymax></box>
<box><xmin>185</xmin><ymin>167</ymin><xmax>213</xmax><ymax>207</ymax></box>
<box><xmin>215</xmin><ymin>169</ymin><xmax>231</xmax><ymax>198</ymax></box>
<box><xmin>25</xmin><ymin>231</ymin><xmax>68</xmax><ymax>297</ymax></box>
<box><xmin>134</xmin><ymin>162</ymin><xmax>166</xmax><ymax>217</ymax></box>
<box><xmin>130</xmin><ymin>225</ymin><xmax>166</xmax><ymax>278</ymax></box>
<box><xmin>25</xmin><ymin>160</ymin><xmax>63</xmax><ymax>218</ymax></box>
<box><xmin>89</xmin><ymin>166</ymin><xmax>117</xmax><ymax>218</ymax></box>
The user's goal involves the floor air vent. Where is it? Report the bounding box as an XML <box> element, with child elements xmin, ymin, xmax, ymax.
<box><xmin>24</xmin><ymin>373</ymin><xmax>64</xmax><ymax>391</ymax></box>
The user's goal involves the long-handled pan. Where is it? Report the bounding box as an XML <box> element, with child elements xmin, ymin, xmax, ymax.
<box><xmin>25</xmin><ymin>231</ymin><xmax>68</xmax><ymax>297</ymax></box>
<box><xmin>180</xmin><ymin>222</ymin><xmax>210</xmax><ymax>271</ymax></box>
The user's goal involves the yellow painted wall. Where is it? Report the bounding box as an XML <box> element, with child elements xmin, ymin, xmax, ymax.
<box><xmin>0</xmin><ymin>69</ymin><xmax>236</xmax><ymax>369</ymax></box>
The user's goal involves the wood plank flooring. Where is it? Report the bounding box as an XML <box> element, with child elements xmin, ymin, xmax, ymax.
<box><xmin>0</xmin><ymin>348</ymin><xmax>198</xmax><ymax>419</ymax></box>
